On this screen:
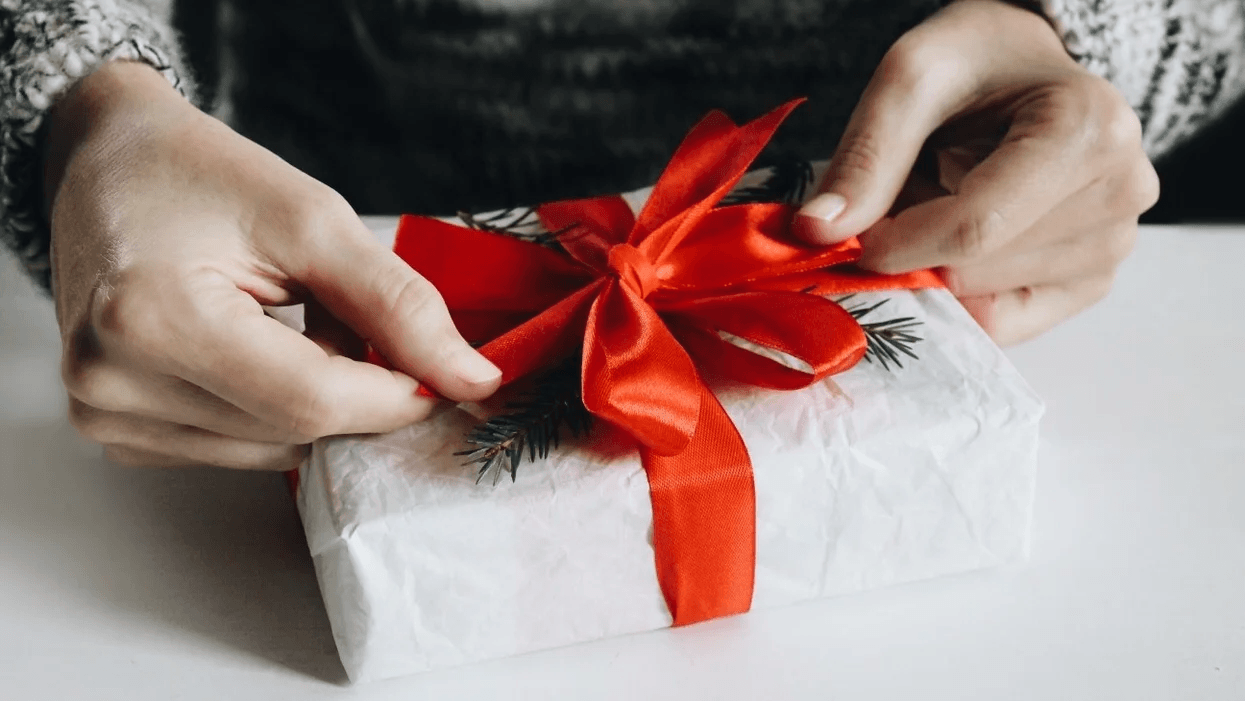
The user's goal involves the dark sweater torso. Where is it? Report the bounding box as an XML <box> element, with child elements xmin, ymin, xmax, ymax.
<box><xmin>212</xmin><ymin>0</ymin><xmax>942</xmax><ymax>215</ymax></box>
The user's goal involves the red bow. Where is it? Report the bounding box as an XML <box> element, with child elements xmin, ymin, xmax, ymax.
<box><xmin>388</xmin><ymin>99</ymin><xmax>940</xmax><ymax>625</ymax></box>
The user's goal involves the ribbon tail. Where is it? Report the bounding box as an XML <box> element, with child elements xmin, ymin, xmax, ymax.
<box><xmin>479</xmin><ymin>280</ymin><xmax>604</xmax><ymax>385</ymax></box>
<box><xmin>776</xmin><ymin>268</ymin><xmax>945</xmax><ymax>296</ymax></box>
<box><xmin>643</xmin><ymin>386</ymin><xmax>755</xmax><ymax>626</ymax></box>
<box><xmin>663</xmin><ymin>290</ymin><xmax>867</xmax><ymax>387</ymax></box>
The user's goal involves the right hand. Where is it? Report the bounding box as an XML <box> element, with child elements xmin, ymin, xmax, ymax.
<box><xmin>44</xmin><ymin>61</ymin><xmax>500</xmax><ymax>471</ymax></box>
<box><xmin>793</xmin><ymin>0</ymin><xmax>1157</xmax><ymax>345</ymax></box>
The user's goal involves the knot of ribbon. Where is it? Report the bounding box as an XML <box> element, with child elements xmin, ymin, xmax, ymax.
<box><xmin>607</xmin><ymin>244</ymin><xmax>660</xmax><ymax>299</ymax></box>
<box><xmin>386</xmin><ymin>99</ymin><xmax>941</xmax><ymax>626</ymax></box>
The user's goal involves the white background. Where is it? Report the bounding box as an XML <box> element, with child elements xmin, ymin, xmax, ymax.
<box><xmin>2</xmin><ymin>225</ymin><xmax>1242</xmax><ymax>700</ymax></box>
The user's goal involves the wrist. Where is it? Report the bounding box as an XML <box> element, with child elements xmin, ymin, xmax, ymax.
<box><xmin>41</xmin><ymin>60</ymin><xmax>185</xmax><ymax>215</ymax></box>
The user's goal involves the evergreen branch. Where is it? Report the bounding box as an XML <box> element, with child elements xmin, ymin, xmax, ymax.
<box><xmin>836</xmin><ymin>295</ymin><xmax>925</xmax><ymax>371</ymax></box>
<box><xmin>720</xmin><ymin>156</ymin><xmax>815</xmax><ymax>206</ymax></box>
<box><xmin>457</xmin><ymin>206</ymin><xmax>567</xmax><ymax>248</ymax></box>
<box><xmin>454</xmin><ymin>356</ymin><xmax>592</xmax><ymax>485</ymax></box>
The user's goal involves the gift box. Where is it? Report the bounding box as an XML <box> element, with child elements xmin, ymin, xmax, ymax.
<box><xmin>294</xmin><ymin>102</ymin><xmax>1043</xmax><ymax>682</ymax></box>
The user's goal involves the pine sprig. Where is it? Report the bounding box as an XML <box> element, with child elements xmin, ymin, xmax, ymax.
<box><xmin>836</xmin><ymin>295</ymin><xmax>924</xmax><ymax>370</ymax></box>
<box><xmin>457</xmin><ymin>206</ymin><xmax>572</xmax><ymax>248</ymax></box>
<box><xmin>720</xmin><ymin>156</ymin><xmax>815</xmax><ymax>206</ymax></box>
<box><xmin>455</xmin><ymin>296</ymin><xmax>926</xmax><ymax>486</ymax></box>
<box><xmin>453</xmin><ymin>166</ymin><xmax>927</xmax><ymax>484</ymax></box>
<box><xmin>454</xmin><ymin>357</ymin><xmax>593</xmax><ymax>485</ymax></box>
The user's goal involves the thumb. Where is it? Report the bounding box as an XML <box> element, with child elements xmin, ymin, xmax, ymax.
<box><xmin>795</xmin><ymin>43</ymin><xmax>970</xmax><ymax>245</ymax></box>
<box><xmin>294</xmin><ymin>214</ymin><xmax>501</xmax><ymax>402</ymax></box>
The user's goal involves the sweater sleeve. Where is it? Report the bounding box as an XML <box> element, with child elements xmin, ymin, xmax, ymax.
<box><xmin>0</xmin><ymin>0</ymin><xmax>196</xmax><ymax>292</ymax></box>
<box><xmin>1042</xmin><ymin>0</ymin><xmax>1245</xmax><ymax>160</ymax></box>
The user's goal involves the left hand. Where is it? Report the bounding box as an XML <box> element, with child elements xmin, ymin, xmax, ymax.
<box><xmin>794</xmin><ymin>0</ymin><xmax>1160</xmax><ymax>345</ymax></box>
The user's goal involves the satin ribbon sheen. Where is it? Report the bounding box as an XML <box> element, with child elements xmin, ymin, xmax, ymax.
<box><xmin>387</xmin><ymin>99</ymin><xmax>941</xmax><ymax>626</ymax></box>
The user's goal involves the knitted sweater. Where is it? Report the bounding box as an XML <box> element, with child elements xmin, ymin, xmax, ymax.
<box><xmin>3</xmin><ymin>0</ymin><xmax>1244</xmax><ymax>291</ymax></box>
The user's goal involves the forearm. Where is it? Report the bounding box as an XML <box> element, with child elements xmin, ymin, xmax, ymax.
<box><xmin>0</xmin><ymin>0</ymin><xmax>196</xmax><ymax>292</ymax></box>
<box><xmin>1042</xmin><ymin>0</ymin><xmax>1245</xmax><ymax>159</ymax></box>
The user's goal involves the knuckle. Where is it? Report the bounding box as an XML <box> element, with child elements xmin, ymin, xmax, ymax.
<box><xmin>94</xmin><ymin>278</ymin><xmax>163</xmax><ymax>347</ymax></box>
<box><xmin>830</xmin><ymin>128</ymin><xmax>886</xmax><ymax>186</ymax></box>
<box><xmin>66</xmin><ymin>399</ymin><xmax>111</xmax><ymax>442</ymax></box>
<box><xmin>380</xmin><ymin>273</ymin><xmax>448</xmax><ymax>331</ymax></box>
<box><xmin>874</xmin><ymin>34</ymin><xmax>953</xmax><ymax>96</ymax></box>
<box><xmin>60</xmin><ymin>345</ymin><xmax>109</xmax><ymax>404</ymax></box>
<box><xmin>1098</xmin><ymin>95</ymin><xmax>1144</xmax><ymax>151</ymax></box>
<box><xmin>942</xmin><ymin>209</ymin><xmax>1006</xmax><ymax>260</ymax></box>
<box><xmin>406</xmin><ymin>396</ymin><xmax>435</xmax><ymax>425</ymax></box>
<box><xmin>1105</xmin><ymin>160</ymin><xmax>1161</xmax><ymax>217</ymax></box>
<box><xmin>874</xmin><ymin>40</ymin><xmax>926</xmax><ymax>92</ymax></box>
<box><xmin>1101</xmin><ymin>225</ymin><xmax>1138</xmax><ymax>266</ymax></box>
<box><xmin>1029</xmin><ymin>82</ymin><xmax>1094</xmax><ymax>144</ymax></box>
<box><xmin>867</xmin><ymin>257</ymin><xmax>916</xmax><ymax>276</ymax></box>
<box><xmin>1128</xmin><ymin>161</ymin><xmax>1162</xmax><ymax>212</ymax></box>
<box><xmin>1087</xmin><ymin>273</ymin><xmax>1116</xmax><ymax>304</ymax></box>
<box><xmin>281</xmin><ymin>384</ymin><xmax>339</xmax><ymax>440</ymax></box>
<box><xmin>1061</xmin><ymin>75</ymin><xmax>1142</xmax><ymax>151</ymax></box>
<box><xmin>287</xmin><ymin>186</ymin><xmax>357</xmax><ymax>247</ymax></box>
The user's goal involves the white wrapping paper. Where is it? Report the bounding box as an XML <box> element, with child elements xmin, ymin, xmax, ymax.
<box><xmin>297</xmin><ymin>258</ymin><xmax>1042</xmax><ymax>682</ymax></box>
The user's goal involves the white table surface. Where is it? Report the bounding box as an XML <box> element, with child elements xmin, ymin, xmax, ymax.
<box><xmin>1</xmin><ymin>224</ymin><xmax>1242</xmax><ymax>700</ymax></box>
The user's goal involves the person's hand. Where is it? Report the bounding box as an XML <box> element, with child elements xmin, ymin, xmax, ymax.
<box><xmin>795</xmin><ymin>0</ymin><xmax>1159</xmax><ymax>345</ymax></box>
<box><xmin>44</xmin><ymin>61</ymin><xmax>501</xmax><ymax>470</ymax></box>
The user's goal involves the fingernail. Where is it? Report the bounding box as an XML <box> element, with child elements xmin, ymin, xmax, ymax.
<box><xmin>798</xmin><ymin>192</ymin><xmax>847</xmax><ymax>222</ymax></box>
<box><xmin>451</xmin><ymin>348</ymin><xmax>502</xmax><ymax>386</ymax></box>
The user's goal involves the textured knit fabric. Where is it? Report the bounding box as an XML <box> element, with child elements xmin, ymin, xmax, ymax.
<box><xmin>3</xmin><ymin>0</ymin><xmax>1245</xmax><ymax>293</ymax></box>
<box><xmin>1044</xmin><ymin>0</ymin><xmax>1245</xmax><ymax>156</ymax></box>
<box><xmin>0</xmin><ymin>0</ymin><xmax>195</xmax><ymax>290</ymax></box>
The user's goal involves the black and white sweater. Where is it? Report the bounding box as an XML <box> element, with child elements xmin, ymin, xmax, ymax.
<box><xmin>3</xmin><ymin>0</ymin><xmax>1244</xmax><ymax>291</ymax></box>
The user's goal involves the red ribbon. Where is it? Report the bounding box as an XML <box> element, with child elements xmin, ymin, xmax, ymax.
<box><xmin>386</xmin><ymin>99</ymin><xmax>940</xmax><ymax>625</ymax></box>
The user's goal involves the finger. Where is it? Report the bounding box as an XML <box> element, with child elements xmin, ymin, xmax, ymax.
<box><xmin>943</xmin><ymin>223</ymin><xmax>1136</xmax><ymax>297</ymax></box>
<box><xmin>93</xmin><ymin>276</ymin><xmax>439</xmax><ymax>439</ymax></box>
<box><xmin>72</xmin><ymin>402</ymin><xmax>308</xmax><ymax>471</ymax></box>
<box><xmin>857</xmin><ymin>88</ymin><xmax>1092</xmax><ymax>274</ymax></box>
<box><xmin>64</xmin><ymin>367</ymin><xmax>309</xmax><ymax>444</ymax></box>
<box><xmin>291</xmin><ymin>211</ymin><xmax>500</xmax><ymax>401</ymax></box>
<box><xmin>959</xmin><ymin>274</ymin><xmax>1115</xmax><ymax>346</ymax></box>
<box><xmin>103</xmin><ymin>446</ymin><xmax>199</xmax><ymax>468</ymax></box>
<box><xmin>183</xmin><ymin>292</ymin><xmax>442</xmax><ymax>439</ymax></box>
<box><xmin>795</xmin><ymin>37</ymin><xmax>974</xmax><ymax>244</ymax></box>
<box><xmin>103</xmin><ymin>443</ymin><xmax>305</xmax><ymax>471</ymax></box>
